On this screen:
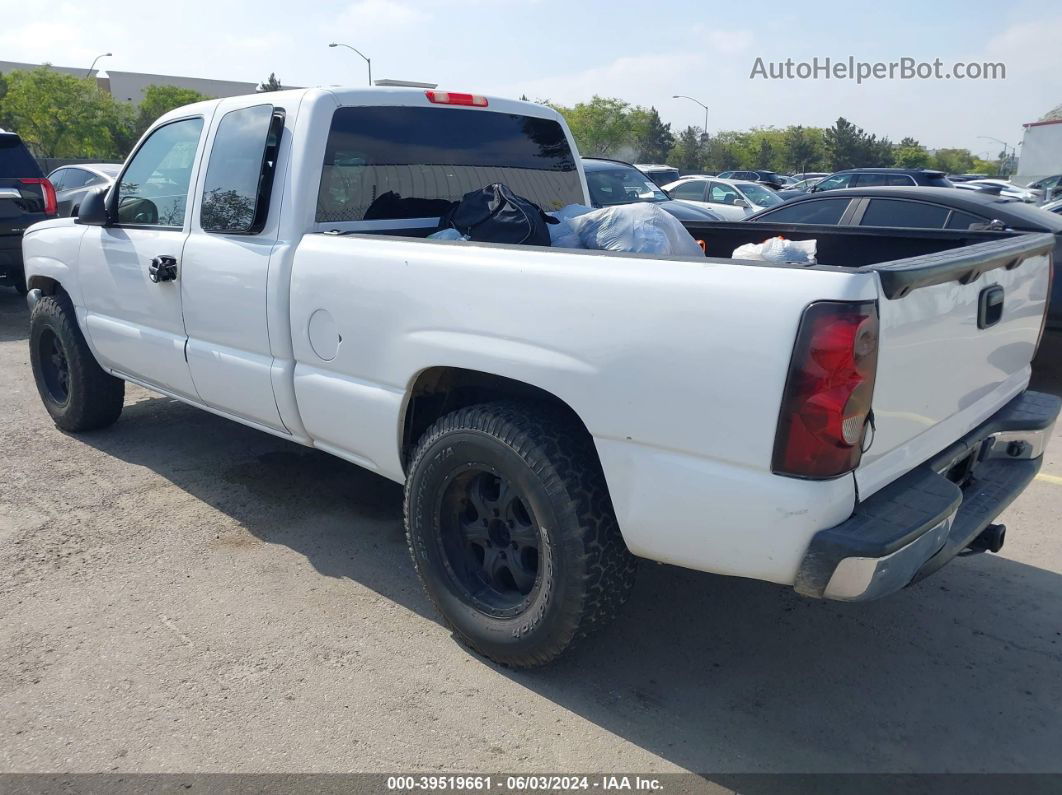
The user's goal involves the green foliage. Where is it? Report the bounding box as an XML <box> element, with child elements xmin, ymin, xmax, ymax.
<box><xmin>893</xmin><ymin>137</ymin><xmax>931</xmax><ymax>168</ymax></box>
<box><xmin>783</xmin><ymin>126</ymin><xmax>824</xmax><ymax>173</ymax></box>
<box><xmin>669</xmin><ymin>126</ymin><xmax>705</xmax><ymax>171</ymax></box>
<box><xmin>257</xmin><ymin>73</ymin><xmax>283</xmax><ymax>92</ymax></box>
<box><xmin>634</xmin><ymin>107</ymin><xmax>675</xmax><ymax>163</ymax></box>
<box><xmin>134</xmin><ymin>85</ymin><xmax>210</xmax><ymax>140</ymax></box>
<box><xmin>930</xmin><ymin>148</ymin><xmax>976</xmax><ymax>175</ymax></box>
<box><xmin>0</xmin><ymin>67</ymin><xmax>210</xmax><ymax>159</ymax></box>
<box><xmin>550</xmin><ymin>96</ymin><xmax>647</xmax><ymax>157</ymax></box>
<box><xmin>0</xmin><ymin>67</ymin><xmax>130</xmax><ymax>158</ymax></box>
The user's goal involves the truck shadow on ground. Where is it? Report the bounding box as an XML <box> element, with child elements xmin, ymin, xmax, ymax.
<box><xmin>0</xmin><ymin>287</ymin><xmax>29</xmax><ymax>342</ymax></box>
<box><xmin>75</xmin><ymin>343</ymin><xmax>1062</xmax><ymax>773</ymax></box>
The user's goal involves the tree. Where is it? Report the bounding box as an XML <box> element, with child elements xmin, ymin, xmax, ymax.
<box><xmin>551</xmin><ymin>96</ymin><xmax>644</xmax><ymax>157</ymax></box>
<box><xmin>859</xmin><ymin>134</ymin><xmax>895</xmax><ymax>168</ymax></box>
<box><xmin>257</xmin><ymin>73</ymin><xmax>283</xmax><ymax>92</ymax></box>
<box><xmin>893</xmin><ymin>136</ymin><xmax>931</xmax><ymax>168</ymax></box>
<box><xmin>0</xmin><ymin>67</ymin><xmax>129</xmax><ymax>158</ymax></box>
<box><xmin>634</xmin><ymin>107</ymin><xmax>674</xmax><ymax>163</ymax></box>
<box><xmin>134</xmin><ymin>84</ymin><xmax>210</xmax><ymax>139</ymax></box>
<box><xmin>783</xmin><ymin>126</ymin><xmax>823</xmax><ymax>173</ymax></box>
<box><xmin>931</xmin><ymin>148</ymin><xmax>976</xmax><ymax>175</ymax></box>
<box><xmin>755</xmin><ymin>136</ymin><xmax>774</xmax><ymax>169</ymax></box>
<box><xmin>823</xmin><ymin>117</ymin><xmax>864</xmax><ymax>170</ymax></box>
<box><xmin>669</xmin><ymin>126</ymin><xmax>705</xmax><ymax>171</ymax></box>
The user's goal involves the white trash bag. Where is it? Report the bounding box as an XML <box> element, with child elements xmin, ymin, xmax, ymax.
<box><xmin>732</xmin><ymin>236</ymin><xmax>817</xmax><ymax>265</ymax></box>
<box><xmin>566</xmin><ymin>203</ymin><xmax>704</xmax><ymax>257</ymax></box>
<box><xmin>426</xmin><ymin>228</ymin><xmax>470</xmax><ymax>241</ymax></box>
<box><xmin>546</xmin><ymin>204</ymin><xmax>594</xmax><ymax>249</ymax></box>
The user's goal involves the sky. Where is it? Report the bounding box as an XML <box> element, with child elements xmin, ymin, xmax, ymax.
<box><xmin>1</xmin><ymin>0</ymin><xmax>1058</xmax><ymax>157</ymax></box>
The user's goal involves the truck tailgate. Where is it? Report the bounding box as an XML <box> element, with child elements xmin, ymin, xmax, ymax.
<box><xmin>857</xmin><ymin>233</ymin><xmax>1054</xmax><ymax>498</ymax></box>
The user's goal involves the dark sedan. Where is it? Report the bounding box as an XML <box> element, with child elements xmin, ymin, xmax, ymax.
<box><xmin>46</xmin><ymin>163</ymin><xmax>121</xmax><ymax>217</ymax></box>
<box><xmin>583</xmin><ymin>158</ymin><xmax>722</xmax><ymax>222</ymax></box>
<box><xmin>747</xmin><ymin>186</ymin><xmax>1062</xmax><ymax>329</ymax></box>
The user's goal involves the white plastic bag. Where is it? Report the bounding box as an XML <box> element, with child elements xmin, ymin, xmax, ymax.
<box><xmin>566</xmin><ymin>203</ymin><xmax>703</xmax><ymax>257</ymax></box>
<box><xmin>547</xmin><ymin>204</ymin><xmax>594</xmax><ymax>249</ymax></box>
<box><xmin>732</xmin><ymin>236</ymin><xmax>817</xmax><ymax>264</ymax></box>
<box><xmin>426</xmin><ymin>228</ymin><xmax>470</xmax><ymax>241</ymax></box>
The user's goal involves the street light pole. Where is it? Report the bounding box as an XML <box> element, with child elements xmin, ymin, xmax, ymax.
<box><xmin>978</xmin><ymin>135</ymin><xmax>1015</xmax><ymax>176</ymax></box>
<box><xmin>673</xmin><ymin>94</ymin><xmax>709</xmax><ymax>136</ymax></box>
<box><xmin>85</xmin><ymin>52</ymin><xmax>112</xmax><ymax>78</ymax></box>
<box><xmin>329</xmin><ymin>42</ymin><xmax>372</xmax><ymax>86</ymax></box>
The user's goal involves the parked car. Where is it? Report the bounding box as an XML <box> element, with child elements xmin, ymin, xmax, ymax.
<box><xmin>809</xmin><ymin>168</ymin><xmax>953</xmax><ymax>193</ymax></box>
<box><xmin>47</xmin><ymin>163</ymin><xmax>121</xmax><ymax>217</ymax></box>
<box><xmin>791</xmin><ymin>172</ymin><xmax>829</xmax><ymax>182</ymax></box>
<box><xmin>717</xmin><ymin>170</ymin><xmax>786</xmax><ymax>190</ymax></box>
<box><xmin>582</xmin><ymin>158</ymin><xmax>722</xmax><ymax>221</ymax></box>
<box><xmin>23</xmin><ymin>87</ymin><xmax>1058</xmax><ymax>668</ymax></box>
<box><xmin>947</xmin><ymin>173</ymin><xmax>990</xmax><ymax>183</ymax></box>
<box><xmin>775</xmin><ymin>177</ymin><xmax>824</xmax><ymax>201</ymax></box>
<box><xmin>746</xmin><ymin>185</ymin><xmax>1062</xmax><ymax>329</ymax></box>
<box><xmin>1027</xmin><ymin>174</ymin><xmax>1062</xmax><ymax>201</ymax></box>
<box><xmin>962</xmin><ymin>179</ymin><xmax>1041</xmax><ymax>203</ymax></box>
<box><xmin>662</xmin><ymin>176</ymin><xmax>783</xmax><ymax>219</ymax></box>
<box><xmin>1</xmin><ymin>132</ymin><xmax>56</xmax><ymax>293</ymax></box>
<box><xmin>633</xmin><ymin>163</ymin><xmax>680</xmax><ymax>187</ymax></box>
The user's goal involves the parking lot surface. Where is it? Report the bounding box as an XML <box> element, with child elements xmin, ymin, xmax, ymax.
<box><xmin>2</xmin><ymin>286</ymin><xmax>1062</xmax><ymax>775</ymax></box>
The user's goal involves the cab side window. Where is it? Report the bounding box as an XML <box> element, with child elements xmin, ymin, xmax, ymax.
<box><xmin>116</xmin><ymin>117</ymin><xmax>204</xmax><ymax>227</ymax></box>
<box><xmin>200</xmin><ymin>104</ymin><xmax>282</xmax><ymax>234</ymax></box>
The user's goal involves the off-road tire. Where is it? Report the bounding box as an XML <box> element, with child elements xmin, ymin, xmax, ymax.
<box><xmin>405</xmin><ymin>401</ymin><xmax>637</xmax><ymax>667</ymax></box>
<box><xmin>29</xmin><ymin>291</ymin><xmax>124</xmax><ymax>431</ymax></box>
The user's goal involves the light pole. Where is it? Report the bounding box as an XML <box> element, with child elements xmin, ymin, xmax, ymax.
<box><xmin>329</xmin><ymin>42</ymin><xmax>372</xmax><ymax>86</ymax></box>
<box><xmin>673</xmin><ymin>94</ymin><xmax>709</xmax><ymax>136</ymax></box>
<box><xmin>85</xmin><ymin>52</ymin><xmax>112</xmax><ymax>78</ymax></box>
<box><xmin>978</xmin><ymin>135</ymin><xmax>1015</xmax><ymax>176</ymax></box>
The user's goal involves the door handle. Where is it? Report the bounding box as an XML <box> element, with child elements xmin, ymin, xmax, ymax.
<box><xmin>148</xmin><ymin>255</ymin><xmax>178</xmax><ymax>283</ymax></box>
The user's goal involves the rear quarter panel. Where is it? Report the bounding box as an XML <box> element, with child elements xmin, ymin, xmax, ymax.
<box><xmin>288</xmin><ymin>235</ymin><xmax>877</xmax><ymax>584</ymax></box>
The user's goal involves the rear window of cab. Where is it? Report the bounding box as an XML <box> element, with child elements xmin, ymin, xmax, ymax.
<box><xmin>316</xmin><ymin>105</ymin><xmax>584</xmax><ymax>223</ymax></box>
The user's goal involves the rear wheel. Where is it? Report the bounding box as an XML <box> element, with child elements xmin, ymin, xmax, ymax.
<box><xmin>29</xmin><ymin>292</ymin><xmax>124</xmax><ymax>431</ymax></box>
<box><xmin>405</xmin><ymin>402</ymin><xmax>637</xmax><ymax>667</ymax></box>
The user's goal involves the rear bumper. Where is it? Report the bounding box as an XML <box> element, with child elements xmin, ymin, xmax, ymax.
<box><xmin>794</xmin><ymin>390</ymin><xmax>1060</xmax><ymax>601</ymax></box>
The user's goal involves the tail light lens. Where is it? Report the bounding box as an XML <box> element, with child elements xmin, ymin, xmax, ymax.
<box><xmin>19</xmin><ymin>178</ymin><xmax>58</xmax><ymax>216</ymax></box>
<box><xmin>773</xmin><ymin>301</ymin><xmax>880</xmax><ymax>479</ymax></box>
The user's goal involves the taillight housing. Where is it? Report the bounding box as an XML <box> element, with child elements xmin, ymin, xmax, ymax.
<box><xmin>19</xmin><ymin>178</ymin><xmax>58</xmax><ymax>216</ymax></box>
<box><xmin>773</xmin><ymin>300</ymin><xmax>880</xmax><ymax>479</ymax></box>
<box><xmin>425</xmin><ymin>90</ymin><xmax>488</xmax><ymax>107</ymax></box>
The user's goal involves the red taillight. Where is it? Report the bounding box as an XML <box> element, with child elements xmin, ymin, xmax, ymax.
<box><xmin>425</xmin><ymin>90</ymin><xmax>488</xmax><ymax>107</ymax></box>
<box><xmin>19</xmin><ymin>178</ymin><xmax>58</xmax><ymax>216</ymax></box>
<box><xmin>773</xmin><ymin>301</ymin><xmax>880</xmax><ymax>479</ymax></box>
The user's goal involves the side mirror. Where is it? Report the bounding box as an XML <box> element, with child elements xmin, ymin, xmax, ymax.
<box><xmin>733</xmin><ymin>198</ymin><xmax>750</xmax><ymax>209</ymax></box>
<box><xmin>75</xmin><ymin>188</ymin><xmax>110</xmax><ymax>226</ymax></box>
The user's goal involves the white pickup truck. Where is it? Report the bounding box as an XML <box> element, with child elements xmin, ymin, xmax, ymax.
<box><xmin>22</xmin><ymin>87</ymin><xmax>1059</xmax><ymax>667</ymax></box>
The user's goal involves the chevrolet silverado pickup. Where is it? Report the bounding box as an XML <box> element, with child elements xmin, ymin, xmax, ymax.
<box><xmin>22</xmin><ymin>87</ymin><xmax>1059</xmax><ymax>667</ymax></box>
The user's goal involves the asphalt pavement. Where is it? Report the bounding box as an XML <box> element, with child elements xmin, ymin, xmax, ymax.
<box><xmin>2</xmin><ymin>287</ymin><xmax>1061</xmax><ymax>776</ymax></box>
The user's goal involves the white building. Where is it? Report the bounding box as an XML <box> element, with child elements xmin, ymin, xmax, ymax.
<box><xmin>1016</xmin><ymin>105</ymin><xmax>1062</xmax><ymax>185</ymax></box>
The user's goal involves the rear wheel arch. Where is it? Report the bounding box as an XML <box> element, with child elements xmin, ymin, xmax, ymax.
<box><xmin>400</xmin><ymin>367</ymin><xmax>598</xmax><ymax>474</ymax></box>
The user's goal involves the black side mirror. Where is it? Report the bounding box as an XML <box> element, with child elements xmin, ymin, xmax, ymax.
<box><xmin>75</xmin><ymin>188</ymin><xmax>110</xmax><ymax>226</ymax></box>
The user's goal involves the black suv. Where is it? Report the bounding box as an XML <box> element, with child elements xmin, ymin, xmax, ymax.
<box><xmin>1</xmin><ymin>132</ymin><xmax>56</xmax><ymax>294</ymax></box>
<box><xmin>809</xmin><ymin>168</ymin><xmax>952</xmax><ymax>193</ymax></box>
<box><xmin>717</xmin><ymin>170</ymin><xmax>786</xmax><ymax>190</ymax></box>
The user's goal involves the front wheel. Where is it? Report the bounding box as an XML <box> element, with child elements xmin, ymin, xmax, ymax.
<box><xmin>29</xmin><ymin>292</ymin><xmax>125</xmax><ymax>431</ymax></box>
<box><xmin>405</xmin><ymin>402</ymin><xmax>637</xmax><ymax>667</ymax></box>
